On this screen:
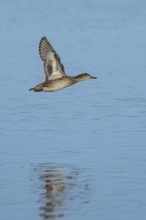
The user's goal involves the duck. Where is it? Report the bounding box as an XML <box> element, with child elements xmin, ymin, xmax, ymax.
<box><xmin>29</xmin><ymin>36</ymin><xmax>97</xmax><ymax>92</ymax></box>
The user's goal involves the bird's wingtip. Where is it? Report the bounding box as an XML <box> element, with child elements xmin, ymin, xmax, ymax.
<box><xmin>40</xmin><ymin>36</ymin><xmax>47</xmax><ymax>41</ymax></box>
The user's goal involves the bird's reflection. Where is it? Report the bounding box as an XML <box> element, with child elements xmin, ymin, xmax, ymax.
<box><xmin>32</xmin><ymin>163</ymin><xmax>91</xmax><ymax>219</ymax></box>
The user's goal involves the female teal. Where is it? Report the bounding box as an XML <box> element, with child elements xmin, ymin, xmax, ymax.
<box><xmin>30</xmin><ymin>37</ymin><xmax>96</xmax><ymax>92</ymax></box>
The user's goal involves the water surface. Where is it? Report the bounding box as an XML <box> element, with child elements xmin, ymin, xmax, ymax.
<box><xmin>0</xmin><ymin>0</ymin><xmax>146</xmax><ymax>219</ymax></box>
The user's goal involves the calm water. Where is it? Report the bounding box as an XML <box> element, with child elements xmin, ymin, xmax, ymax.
<box><xmin>0</xmin><ymin>0</ymin><xmax>146</xmax><ymax>219</ymax></box>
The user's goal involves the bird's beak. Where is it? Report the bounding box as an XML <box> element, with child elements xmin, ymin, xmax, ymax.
<box><xmin>91</xmin><ymin>76</ymin><xmax>97</xmax><ymax>79</ymax></box>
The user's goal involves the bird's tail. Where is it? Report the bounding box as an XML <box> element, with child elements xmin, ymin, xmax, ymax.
<box><xmin>29</xmin><ymin>83</ymin><xmax>43</xmax><ymax>91</ymax></box>
<box><xmin>29</xmin><ymin>87</ymin><xmax>35</xmax><ymax>91</ymax></box>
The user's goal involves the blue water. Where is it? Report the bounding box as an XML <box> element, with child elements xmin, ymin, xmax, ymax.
<box><xmin>0</xmin><ymin>0</ymin><xmax>146</xmax><ymax>219</ymax></box>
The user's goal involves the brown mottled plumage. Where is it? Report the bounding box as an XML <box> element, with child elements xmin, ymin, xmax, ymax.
<box><xmin>30</xmin><ymin>37</ymin><xmax>96</xmax><ymax>92</ymax></box>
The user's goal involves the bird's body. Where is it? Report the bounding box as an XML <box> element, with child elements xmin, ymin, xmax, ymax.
<box><xmin>30</xmin><ymin>37</ymin><xmax>96</xmax><ymax>92</ymax></box>
<box><xmin>30</xmin><ymin>76</ymin><xmax>76</xmax><ymax>92</ymax></box>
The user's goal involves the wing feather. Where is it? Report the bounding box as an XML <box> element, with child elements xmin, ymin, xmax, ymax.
<box><xmin>39</xmin><ymin>37</ymin><xmax>65</xmax><ymax>80</ymax></box>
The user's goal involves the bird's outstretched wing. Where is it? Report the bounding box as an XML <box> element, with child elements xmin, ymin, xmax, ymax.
<box><xmin>39</xmin><ymin>37</ymin><xmax>65</xmax><ymax>80</ymax></box>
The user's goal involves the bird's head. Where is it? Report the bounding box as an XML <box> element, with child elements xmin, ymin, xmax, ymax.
<box><xmin>75</xmin><ymin>73</ymin><xmax>97</xmax><ymax>81</ymax></box>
